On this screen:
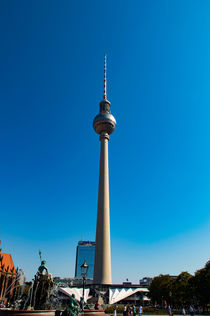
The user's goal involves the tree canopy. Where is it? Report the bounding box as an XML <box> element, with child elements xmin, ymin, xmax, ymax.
<box><xmin>148</xmin><ymin>260</ymin><xmax>210</xmax><ymax>308</ymax></box>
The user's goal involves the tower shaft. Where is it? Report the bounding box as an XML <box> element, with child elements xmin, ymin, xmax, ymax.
<box><xmin>93</xmin><ymin>132</ymin><xmax>112</xmax><ymax>284</ymax></box>
<box><xmin>93</xmin><ymin>54</ymin><xmax>116</xmax><ymax>285</ymax></box>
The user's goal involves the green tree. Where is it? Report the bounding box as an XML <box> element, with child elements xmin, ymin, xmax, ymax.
<box><xmin>148</xmin><ymin>260</ymin><xmax>210</xmax><ymax>309</ymax></box>
<box><xmin>172</xmin><ymin>272</ymin><xmax>193</xmax><ymax>307</ymax></box>
<box><xmin>192</xmin><ymin>261</ymin><xmax>210</xmax><ymax>308</ymax></box>
<box><xmin>148</xmin><ymin>275</ymin><xmax>174</xmax><ymax>306</ymax></box>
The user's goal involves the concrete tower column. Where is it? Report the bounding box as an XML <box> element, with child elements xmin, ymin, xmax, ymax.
<box><xmin>94</xmin><ymin>132</ymin><xmax>112</xmax><ymax>284</ymax></box>
<box><xmin>93</xmin><ymin>55</ymin><xmax>116</xmax><ymax>285</ymax></box>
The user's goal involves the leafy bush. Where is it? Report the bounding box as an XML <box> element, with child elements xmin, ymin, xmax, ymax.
<box><xmin>105</xmin><ymin>305</ymin><xmax>168</xmax><ymax>315</ymax></box>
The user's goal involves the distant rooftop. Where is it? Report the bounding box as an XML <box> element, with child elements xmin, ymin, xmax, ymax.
<box><xmin>78</xmin><ymin>241</ymin><xmax>96</xmax><ymax>246</ymax></box>
<box><xmin>0</xmin><ymin>248</ymin><xmax>16</xmax><ymax>274</ymax></box>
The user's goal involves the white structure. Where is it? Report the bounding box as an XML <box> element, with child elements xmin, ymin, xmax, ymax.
<box><xmin>109</xmin><ymin>288</ymin><xmax>149</xmax><ymax>304</ymax></box>
<box><xmin>59</xmin><ymin>287</ymin><xmax>90</xmax><ymax>303</ymax></box>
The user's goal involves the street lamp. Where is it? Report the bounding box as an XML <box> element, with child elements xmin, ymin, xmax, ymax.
<box><xmin>169</xmin><ymin>291</ymin><xmax>172</xmax><ymax>308</ymax></box>
<box><xmin>81</xmin><ymin>260</ymin><xmax>89</xmax><ymax>312</ymax></box>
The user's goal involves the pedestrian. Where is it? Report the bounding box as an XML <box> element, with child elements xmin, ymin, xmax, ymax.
<box><xmin>133</xmin><ymin>305</ymin><xmax>136</xmax><ymax>316</ymax></box>
<box><xmin>168</xmin><ymin>306</ymin><xmax>172</xmax><ymax>316</ymax></box>
<box><xmin>123</xmin><ymin>305</ymin><xmax>127</xmax><ymax>316</ymax></box>
<box><xmin>182</xmin><ymin>307</ymin><xmax>186</xmax><ymax>316</ymax></box>
<box><xmin>189</xmin><ymin>306</ymin><xmax>194</xmax><ymax>316</ymax></box>
<box><xmin>94</xmin><ymin>301</ymin><xmax>100</xmax><ymax>310</ymax></box>
<box><xmin>126</xmin><ymin>305</ymin><xmax>131</xmax><ymax>316</ymax></box>
<box><xmin>139</xmin><ymin>305</ymin><xmax>143</xmax><ymax>316</ymax></box>
<box><xmin>114</xmin><ymin>306</ymin><xmax>117</xmax><ymax>316</ymax></box>
<box><xmin>129</xmin><ymin>305</ymin><xmax>133</xmax><ymax>316</ymax></box>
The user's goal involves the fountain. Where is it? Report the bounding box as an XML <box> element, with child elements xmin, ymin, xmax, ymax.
<box><xmin>0</xmin><ymin>252</ymin><xmax>55</xmax><ymax>316</ymax></box>
<box><xmin>0</xmin><ymin>252</ymin><xmax>105</xmax><ymax>316</ymax></box>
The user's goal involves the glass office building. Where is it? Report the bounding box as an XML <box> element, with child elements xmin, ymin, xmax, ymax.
<box><xmin>75</xmin><ymin>241</ymin><xmax>95</xmax><ymax>279</ymax></box>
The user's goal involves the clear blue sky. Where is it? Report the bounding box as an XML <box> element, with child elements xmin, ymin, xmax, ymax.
<box><xmin>1</xmin><ymin>0</ymin><xmax>210</xmax><ymax>282</ymax></box>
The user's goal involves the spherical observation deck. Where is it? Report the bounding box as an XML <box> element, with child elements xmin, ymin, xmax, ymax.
<box><xmin>93</xmin><ymin>112</ymin><xmax>116</xmax><ymax>135</ymax></box>
<box><xmin>93</xmin><ymin>99</ymin><xmax>116</xmax><ymax>135</ymax></box>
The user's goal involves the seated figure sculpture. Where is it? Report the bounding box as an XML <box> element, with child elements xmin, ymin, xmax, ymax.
<box><xmin>67</xmin><ymin>294</ymin><xmax>80</xmax><ymax>316</ymax></box>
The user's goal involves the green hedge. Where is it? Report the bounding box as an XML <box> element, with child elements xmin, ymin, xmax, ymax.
<box><xmin>105</xmin><ymin>305</ymin><xmax>168</xmax><ymax>315</ymax></box>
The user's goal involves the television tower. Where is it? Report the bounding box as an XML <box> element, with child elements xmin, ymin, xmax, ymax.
<box><xmin>93</xmin><ymin>54</ymin><xmax>116</xmax><ymax>284</ymax></box>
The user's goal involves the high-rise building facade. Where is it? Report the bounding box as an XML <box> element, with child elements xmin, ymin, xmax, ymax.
<box><xmin>93</xmin><ymin>55</ymin><xmax>116</xmax><ymax>285</ymax></box>
<box><xmin>75</xmin><ymin>241</ymin><xmax>95</xmax><ymax>279</ymax></box>
<box><xmin>139</xmin><ymin>277</ymin><xmax>153</xmax><ymax>287</ymax></box>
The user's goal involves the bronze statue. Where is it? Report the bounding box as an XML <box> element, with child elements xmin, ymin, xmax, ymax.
<box><xmin>37</xmin><ymin>250</ymin><xmax>49</xmax><ymax>276</ymax></box>
<box><xmin>38</xmin><ymin>260</ymin><xmax>49</xmax><ymax>276</ymax></box>
<box><xmin>67</xmin><ymin>294</ymin><xmax>80</xmax><ymax>316</ymax></box>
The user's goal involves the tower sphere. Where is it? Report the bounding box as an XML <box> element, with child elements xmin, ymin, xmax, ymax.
<box><xmin>93</xmin><ymin>99</ymin><xmax>116</xmax><ymax>135</ymax></box>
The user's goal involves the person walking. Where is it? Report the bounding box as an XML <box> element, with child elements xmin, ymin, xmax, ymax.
<box><xmin>114</xmin><ymin>305</ymin><xmax>117</xmax><ymax>316</ymax></box>
<box><xmin>126</xmin><ymin>305</ymin><xmax>130</xmax><ymax>316</ymax></box>
<box><xmin>129</xmin><ymin>305</ymin><xmax>133</xmax><ymax>316</ymax></box>
<box><xmin>123</xmin><ymin>305</ymin><xmax>127</xmax><ymax>316</ymax></box>
<box><xmin>94</xmin><ymin>302</ymin><xmax>100</xmax><ymax>310</ymax></box>
<box><xmin>139</xmin><ymin>305</ymin><xmax>143</xmax><ymax>316</ymax></box>
<box><xmin>133</xmin><ymin>305</ymin><xmax>136</xmax><ymax>316</ymax></box>
<box><xmin>189</xmin><ymin>306</ymin><xmax>194</xmax><ymax>316</ymax></box>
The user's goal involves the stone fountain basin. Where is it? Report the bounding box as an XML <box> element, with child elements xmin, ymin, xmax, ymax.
<box><xmin>0</xmin><ymin>310</ymin><xmax>105</xmax><ymax>316</ymax></box>
<box><xmin>0</xmin><ymin>311</ymin><xmax>55</xmax><ymax>316</ymax></box>
<box><xmin>79</xmin><ymin>311</ymin><xmax>105</xmax><ymax>316</ymax></box>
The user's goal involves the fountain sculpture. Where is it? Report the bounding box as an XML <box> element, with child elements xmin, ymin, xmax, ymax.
<box><xmin>0</xmin><ymin>252</ymin><xmax>55</xmax><ymax>316</ymax></box>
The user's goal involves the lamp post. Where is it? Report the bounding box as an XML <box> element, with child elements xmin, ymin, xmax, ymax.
<box><xmin>169</xmin><ymin>291</ymin><xmax>172</xmax><ymax>308</ymax></box>
<box><xmin>81</xmin><ymin>260</ymin><xmax>89</xmax><ymax>312</ymax></box>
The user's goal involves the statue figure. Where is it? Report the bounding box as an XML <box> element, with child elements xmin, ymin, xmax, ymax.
<box><xmin>38</xmin><ymin>260</ymin><xmax>49</xmax><ymax>276</ymax></box>
<box><xmin>67</xmin><ymin>294</ymin><xmax>80</xmax><ymax>316</ymax></box>
<box><xmin>37</xmin><ymin>251</ymin><xmax>50</xmax><ymax>277</ymax></box>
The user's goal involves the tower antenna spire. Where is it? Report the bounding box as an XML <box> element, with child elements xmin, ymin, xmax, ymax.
<box><xmin>103</xmin><ymin>54</ymin><xmax>107</xmax><ymax>100</ymax></box>
<box><xmin>39</xmin><ymin>249</ymin><xmax>42</xmax><ymax>263</ymax></box>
